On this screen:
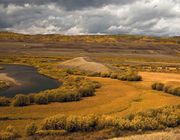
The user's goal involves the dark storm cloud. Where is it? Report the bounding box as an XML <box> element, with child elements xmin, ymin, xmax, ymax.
<box><xmin>0</xmin><ymin>0</ymin><xmax>137</xmax><ymax>10</ymax></box>
<box><xmin>0</xmin><ymin>0</ymin><xmax>179</xmax><ymax>36</ymax></box>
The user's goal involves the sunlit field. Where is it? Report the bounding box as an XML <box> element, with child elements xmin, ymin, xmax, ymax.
<box><xmin>0</xmin><ymin>32</ymin><xmax>179</xmax><ymax>139</ymax></box>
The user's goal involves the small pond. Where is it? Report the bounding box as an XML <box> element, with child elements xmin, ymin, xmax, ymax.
<box><xmin>0</xmin><ymin>64</ymin><xmax>60</xmax><ymax>97</ymax></box>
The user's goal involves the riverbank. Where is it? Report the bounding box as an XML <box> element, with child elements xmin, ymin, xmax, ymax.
<box><xmin>0</xmin><ymin>73</ymin><xmax>19</xmax><ymax>85</ymax></box>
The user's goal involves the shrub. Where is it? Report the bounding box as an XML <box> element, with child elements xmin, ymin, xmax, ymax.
<box><xmin>91</xmin><ymin>81</ymin><xmax>101</xmax><ymax>89</ymax></box>
<box><xmin>63</xmin><ymin>92</ymin><xmax>80</xmax><ymax>102</ymax></box>
<box><xmin>0</xmin><ymin>131</ymin><xmax>15</xmax><ymax>140</ymax></box>
<box><xmin>164</xmin><ymin>86</ymin><xmax>180</xmax><ymax>96</ymax></box>
<box><xmin>42</xmin><ymin>115</ymin><xmax>67</xmax><ymax>130</ymax></box>
<box><xmin>163</xmin><ymin>85</ymin><xmax>171</xmax><ymax>93</ymax></box>
<box><xmin>12</xmin><ymin>94</ymin><xmax>30</xmax><ymax>107</ymax></box>
<box><xmin>151</xmin><ymin>83</ymin><xmax>164</xmax><ymax>91</ymax></box>
<box><xmin>100</xmin><ymin>72</ymin><xmax>110</xmax><ymax>78</ymax></box>
<box><xmin>41</xmin><ymin>105</ymin><xmax>180</xmax><ymax>133</ymax></box>
<box><xmin>127</xmin><ymin>75</ymin><xmax>142</xmax><ymax>81</ymax></box>
<box><xmin>110</xmin><ymin>73</ymin><xmax>118</xmax><ymax>79</ymax></box>
<box><xmin>117</xmin><ymin>75</ymin><xmax>127</xmax><ymax>81</ymax></box>
<box><xmin>28</xmin><ymin>94</ymin><xmax>35</xmax><ymax>104</ymax></box>
<box><xmin>153</xmin><ymin>83</ymin><xmax>180</xmax><ymax>97</ymax></box>
<box><xmin>54</xmin><ymin>91</ymin><xmax>81</xmax><ymax>102</ymax></box>
<box><xmin>34</xmin><ymin>94</ymin><xmax>48</xmax><ymax>104</ymax></box>
<box><xmin>167</xmin><ymin>87</ymin><xmax>175</xmax><ymax>94</ymax></box>
<box><xmin>0</xmin><ymin>125</ymin><xmax>20</xmax><ymax>140</ymax></box>
<box><xmin>118</xmin><ymin>74</ymin><xmax>142</xmax><ymax>81</ymax></box>
<box><xmin>79</xmin><ymin>115</ymin><xmax>98</xmax><ymax>131</ymax></box>
<box><xmin>36</xmin><ymin>130</ymin><xmax>67</xmax><ymax>136</ymax></box>
<box><xmin>65</xmin><ymin>115</ymin><xmax>98</xmax><ymax>132</ymax></box>
<box><xmin>96</xmin><ymin>115</ymin><xmax>115</xmax><ymax>129</ymax></box>
<box><xmin>42</xmin><ymin>114</ymin><xmax>98</xmax><ymax>132</ymax></box>
<box><xmin>117</xmin><ymin>69</ymin><xmax>142</xmax><ymax>82</ymax></box>
<box><xmin>9</xmin><ymin>77</ymin><xmax>100</xmax><ymax>106</ymax></box>
<box><xmin>151</xmin><ymin>83</ymin><xmax>157</xmax><ymax>90</ymax></box>
<box><xmin>156</xmin><ymin>83</ymin><xmax>165</xmax><ymax>91</ymax></box>
<box><xmin>134</xmin><ymin>75</ymin><xmax>142</xmax><ymax>81</ymax></box>
<box><xmin>65</xmin><ymin>69</ymin><xmax>74</xmax><ymax>74</ymax></box>
<box><xmin>79</xmin><ymin>85</ymin><xmax>95</xmax><ymax>97</ymax></box>
<box><xmin>126</xmin><ymin>106</ymin><xmax>180</xmax><ymax>131</ymax></box>
<box><xmin>54</xmin><ymin>92</ymin><xmax>66</xmax><ymax>102</ymax></box>
<box><xmin>0</xmin><ymin>97</ymin><xmax>10</xmax><ymax>106</ymax></box>
<box><xmin>45</xmin><ymin>93</ymin><xmax>55</xmax><ymax>102</ymax></box>
<box><xmin>6</xmin><ymin>126</ymin><xmax>19</xmax><ymax>137</ymax></box>
<box><xmin>26</xmin><ymin>123</ymin><xmax>38</xmax><ymax>136</ymax></box>
<box><xmin>64</xmin><ymin>68</ymin><xmax>84</xmax><ymax>75</ymax></box>
<box><xmin>158</xmin><ymin>113</ymin><xmax>179</xmax><ymax>127</ymax></box>
<box><xmin>87</xmin><ymin>72</ymin><xmax>100</xmax><ymax>77</ymax></box>
<box><xmin>173</xmin><ymin>87</ymin><xmax>180</xmax><ymax>96</ymax></box>
<box><xmin>129</xmin><ymin>115</ymin><xmax>160</xmax><ymax>130</ymax></box>
<box><xmin>65</xmin><ymin>116</ymin><xmax>81</xmax><ymax>132</ymax></box>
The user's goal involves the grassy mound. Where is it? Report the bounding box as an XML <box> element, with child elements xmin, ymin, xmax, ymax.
<box><xmin>60</xmin><ymin>57</ymin><xmax>110</xmax><ymax>73</ymax></box>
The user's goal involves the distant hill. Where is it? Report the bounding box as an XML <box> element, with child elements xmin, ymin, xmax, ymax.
<box><xmin>0</xmin><ymin>31</ymin><xmax>180</xmax><ymax>44</ymax></box>
<box><xmin>0</xmin><ymin>31</ymin><xmax>180</xmax><ymax>55</ymax></box>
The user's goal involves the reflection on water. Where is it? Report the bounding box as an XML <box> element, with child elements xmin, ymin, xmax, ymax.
<box><xmin>0</xmin><ymin>64</ymin><xmax>60</xmax><ymax>97</ymax></box>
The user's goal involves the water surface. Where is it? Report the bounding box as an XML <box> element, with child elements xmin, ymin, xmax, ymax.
<box><xmin>0</xmin><ymin>64</ymin><xmax>60</xmax><ymax>97</ymax></box>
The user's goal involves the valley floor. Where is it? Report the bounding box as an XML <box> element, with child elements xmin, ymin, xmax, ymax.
<box><xmin>0</xmin><ymin>72</ymin><xmax>180</xmax><ymax>135</ymax></box>
<box><xmin>0</xmin><ymin>34</ymin><xmax>180</xmax><ymax>139</ymax></box>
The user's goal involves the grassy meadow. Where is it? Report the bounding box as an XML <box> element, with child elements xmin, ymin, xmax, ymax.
<box><xmin>0</xmin><ymin>32</ymin><xmax>179</xmax><ymax>139</ymax></box>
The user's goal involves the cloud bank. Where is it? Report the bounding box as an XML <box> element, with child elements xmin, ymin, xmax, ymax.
<box><xmin>0</xmin><ymin>0</ymin><xmax>180</xmax><ymax>36</ymax></box>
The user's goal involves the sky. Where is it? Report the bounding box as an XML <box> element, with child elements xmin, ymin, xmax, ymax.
<box><xmin>0</xmin><ymin>0</ymin><xmax>180</xmax><ymax>36</ymax></box>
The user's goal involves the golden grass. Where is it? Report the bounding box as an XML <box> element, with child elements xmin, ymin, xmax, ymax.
<box><xmin>166</xmin><ymin>81</ymin><xmax>180</xmax><ymax>87</ymax></box>
<box><xmin>0</xmin><ymin>72</ymin><xmax>180</xmax><ymax>135</ymax></box>
<box><xmin>0</xmin><ymin>120</ymin><xmax>37</xmax><ymax>136</ymax></box>
<box><xmin>140</xmin><ymin>72</ymin><xmax>180</xmax><ymax>83</ymax></box>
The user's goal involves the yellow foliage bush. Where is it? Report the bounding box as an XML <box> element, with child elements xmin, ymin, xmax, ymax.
<box><xmin>0</xmin><ymin>97</ymin><xmax>10</xmax><ymax>106</ymax></box>
<box><xmin>0</xmin><ymin>126</ymin><xmax>20</xmax><ymax>140</ymax></box>
<box><xmin>41</xmin><ymin>105</ymin><xmax>180</xmax><ymax>133</ymax></box>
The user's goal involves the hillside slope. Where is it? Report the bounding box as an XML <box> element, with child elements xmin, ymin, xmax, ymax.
<box><xmin>60</xmin><ymin>57</ymin><xmax>110</xmax><ymax>73</ymax></box>
<box><xmin>0</xmin><ymin>32</ymin><xmax>180</xmax><ymax>55</ymax></box>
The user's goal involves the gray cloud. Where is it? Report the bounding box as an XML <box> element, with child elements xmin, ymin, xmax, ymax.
<box><xmin>0</xmin><ymin>0</ymin><xmax>180</xmax><ymax>36</ymax></box>
<box><xmin>0</xmin><ymin>0</ymin><xmax>137</xmax><ymax>10</ymax></box>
